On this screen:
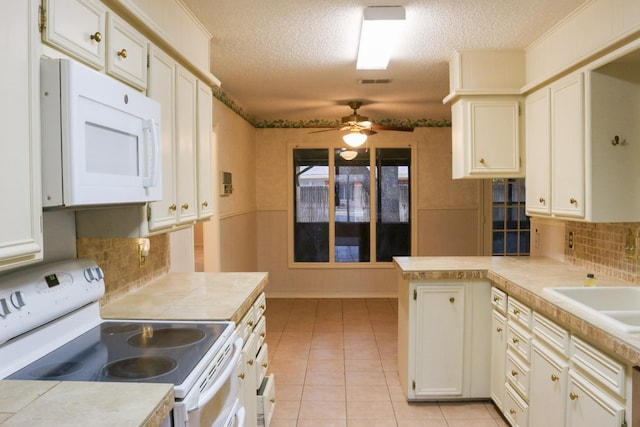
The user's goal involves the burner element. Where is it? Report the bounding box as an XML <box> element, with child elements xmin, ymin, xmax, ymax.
<box><xmin>30</xmin><ymin>362</ymin><xmax>83</xmax><ymax>379</ymax></box>
<box><xmin>104</xmin><ymin>356</ymin><xmax>176</xmax><ymax>379</ymax></box>
<box><xmin>127</xmin><ymin>327</ymin><xmax>205</xmax><ymax>348</ymax></box>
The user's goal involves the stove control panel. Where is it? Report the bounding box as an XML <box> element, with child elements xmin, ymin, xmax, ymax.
<box><xmin>0</xmin><ymin>258</ymin><xmax>105</xmax><ymax>345</ymax></box>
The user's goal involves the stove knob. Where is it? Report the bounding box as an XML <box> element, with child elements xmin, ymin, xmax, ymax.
<box><xmin>0</xmin><ymin>298</ymin><xmax>10</xmax><ymax>318</ymax></box>
<box><xmin>84</xmin><ymin>268</ymin><xmax>95</xmax><ymax>282</ymax></box>
<box><xmin>94</xmin><ymin>267</ymin><xmax>104</xmax><ymax>280</ymax></box>
<box><xmin>10</xmin><ymin>291</ymin><xmax>25</xmax><ymax>310</ymax></box>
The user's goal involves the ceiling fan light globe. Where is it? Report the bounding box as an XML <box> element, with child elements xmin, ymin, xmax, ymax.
<box><xmin>339</xmin><ymin>150</ymin><xmax>358</xmax><ymax>161</ymax></box>
<box><xmin>343</xmin><ymin>130</ymin><xmax>367</xmax><ymax>147</ymax></box>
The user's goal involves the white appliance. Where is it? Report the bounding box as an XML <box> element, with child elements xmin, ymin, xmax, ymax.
<box><xmin>40</xmin><ymin>58</ymin><xmax>162</xmax><ymax>208</ymax></box>
<box><xmin>0</xmin><ymin>259</ymin><xmax>244</xmax><ymax>427</ymax></box>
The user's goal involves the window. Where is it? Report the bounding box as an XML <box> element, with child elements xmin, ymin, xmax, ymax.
<box><xmin>293</xmin><ymin>146</ymin><xmax>412</xmax><ymax>264</ymax></box>
<box><xmin>492</xmin><ymin>178</ymin><xmax>530</xmax><ymax>256</ymax></box>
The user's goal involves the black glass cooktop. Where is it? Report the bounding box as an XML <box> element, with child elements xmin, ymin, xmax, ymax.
<box><xmin>7</xmin><ymin>321</ymin><xmax>231</xmax><ymax>386</ymax></box>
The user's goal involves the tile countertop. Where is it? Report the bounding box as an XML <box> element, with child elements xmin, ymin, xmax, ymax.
<box><xmin>100</xmin><ymin>272</ymin><xmax>269</xmax><ymax>323</ymax></box>
<box><xmin>394</xmin><ymin>256</ymin><xmax>640</xmax><ymax>366</ymax></box>
<box><xmin>0</xmin><ymin>381</ymin><xmax>173</xmax><ymax>426</ymax></box>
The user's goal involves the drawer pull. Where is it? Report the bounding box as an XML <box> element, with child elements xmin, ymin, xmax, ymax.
<box><xmin>169</xmin><ymin>204</ymin><xmax>177</xmax><ymax>212</ymax></box>
<box><xmin>247</xmin><ymin>359</ymin><xmax>254</xmax><ymax>366</ymax></box>
<box><xmin>90</xmin><ymin>31</ymin><xmax>102</xmax><ymax>42</ymax></box>
<box><xmin>551</xmin><ymin>374</ymin><xmax>559</xmax><ymax>382</ymax></box>
<box><xmin>496</xmin><ymin>327</ymin><xmax>503</xmax><ymax>333</ymax></box>
<box><xmin>479</xmin><ymin>158</ymin><xmax>486</xmax><ymax>164</ymax></box>
<box><xmin>539</xmin><ymin>197</ymin><xmax>546</xmax><ymax>204</ymax></box>
<box><xmin>260</xmin><ymin>332</ymin><xmax>266</xmax><ymax>338</ymax></box>
<box><xmin>511</xmin><ymin>370</ymin><xmax>518</xmax><ymax>377</ymax></box>
<box><xmin>509</xmin><ymin>409</ymin><xmax>516</xmax><ymax>415</ymax></box>
<box><xmin>512</xmin><ymin>337</ymin><xmax>519</xmax><ymax>344</ymax></box>
<box><xmin>570</xmin><ymin>198</ymin><xmax>577</xmax><ymax>205</ymax></box>
<box><xmin>238</xmin><ymin>373</ymin><xmax>245</xmax><ymax>379</ymax></box>
<box><xmin>449</xmin><ymin>297</ymin><xmax>455</xmax><ymax>303</ymax></box>
<box><xmin>181</xmin><ymin>203</ymin><xmax>189</xmax><ymax>210</ymax></box>
<box><xmin>513</xmin><ymin>308</ymin><xmax>520</xmax><ymax>315</ymax></box>
<box><xmin>493</xmin><ymin>296</ymin><xmax>500</xmax><ymax>302</ymax></box>
<box><xmin>202</xmin><ymin>200</ymin><xmax>209</xmax><ymax>208</ymax></box>
<box><xmin>270</xmin><ymin>398</ymin><xmax>275</xmax><ymax>403</ymax></box>
<box><xmin>248</xmin><ymin>321</ymin><xmax>254</xmax><ymax>327</ymax></box>
<box><xmin>262</xmin><ymin>363</ymin><xmax>268</xmax><ymax>368</ymax></box>
<box><xmin>570</xmin><ymin>392</ymin><xmax>579</xmax><ymax>400</ymax></box>
<box><xmin>117</xmin><ymin>48</ymin><xmax>128</xmax><ymax>59</ymax></box>
<box><xmin>259</xmin><ymin>304</ymin><xmax>266</xmax><ymax>310</ymax></box>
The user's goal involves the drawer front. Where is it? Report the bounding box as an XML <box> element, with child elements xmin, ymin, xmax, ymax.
<box><xmin>507</xmin><ymin>321</ymin><xmax>532</xmax><ymax>362</ymax></box>
<box><xmin>239</xmin><ymin>309</ymin><xmax>256</xmax><ymax>343</ymax></box>
<box><xmin>570</xmin><ymin>336</ymin><xmax>626</xmax><ymax>398</ymax></box>
<box><xmin>507</xmin><ymin>297</ymin><xmax>532</xmax><ymax>328</ymax></box>
<box><xmin>491</xmin><ymin>287</ymin><xmax>508</xmax><ymax>313</ymax></box>
<box><xmin>254</xmin><ymin>292</ymin><xmax>267</xmax><ymax>319</ymax></box>
<box><xmin>256</xmin><ymin>343</ymin><xmax>269</xmax><ymax>388</ymax></box>
<box><xmin>506</xmin><ymin>349</ymin><xmax>530</xmax><ymax>400</ymax></box>
<box><xmin>243</xmin><ymin>332</ymin><xmax>259</xmax><ymax>383</ymax></box>
<box><xmin>255</xmin><ymin>315</ymin><xmax>267</xmax><ymax>348</ymax></box>
<box><xmin>533</xmin><ymin>312</ymin><xmax>570</xmax><ymax>357</ymax></box>
<box><xmin>257</xmin><ymin>374</ymin><xmax>276</xmax><ymax>427</ymax></box>
<box><xmin>504</xmin><ymin>383</ymin><xmax>529</xmax><ymax>427</ymax></box>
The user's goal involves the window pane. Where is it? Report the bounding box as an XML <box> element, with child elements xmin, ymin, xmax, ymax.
<box><xmin>376</xmin><ymin>148</ymin><xmax>411</xmax><ymax>262</ymax></box>
<box><xmin>294</xmin><ymin>149</ymin><xmax>329</xmax><ymax>262</ymax></box>
<box><xmin>334</xmin><ymin>149</ymin><xmax>370</xmax><ymax>262</ymax></box>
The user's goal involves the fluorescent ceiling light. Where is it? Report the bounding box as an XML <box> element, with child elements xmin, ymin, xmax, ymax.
<box><xmin>356</xmin><ymin>6</ymin><xmax>406</xmax><ymax>70</ymax></box>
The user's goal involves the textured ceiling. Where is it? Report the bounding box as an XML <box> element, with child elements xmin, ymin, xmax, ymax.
<box><xmin>182</xmin><ymin>0</ymin><xmax>587</xmax><ymax>125</ymax></box>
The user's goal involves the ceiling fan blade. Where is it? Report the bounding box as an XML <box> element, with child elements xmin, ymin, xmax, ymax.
<box><xmin>362</xmin><ymin>129</ymin><xmax>378</xmax><ymax>136</ymax></box>
<box><xmin>370</xmin><ymin>125</ymin><xmax>414</xmax><ymax>132</ymax></box>
<box><xmin>308</xmin><ymin>127</ymin><xmax>340</xmax><ymax>134</ymax></box>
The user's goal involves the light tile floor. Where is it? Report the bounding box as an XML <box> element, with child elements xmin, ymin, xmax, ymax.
<box><xmin>264</xmin><ymin>298</ymin><xmax>509</xmax><ymax>427</ymax></box>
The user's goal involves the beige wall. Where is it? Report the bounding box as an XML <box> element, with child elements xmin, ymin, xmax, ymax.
<box><xmin>254</xmin><ymin>127</ymin><xmax>487</xmax><ymax>297</ymax></box>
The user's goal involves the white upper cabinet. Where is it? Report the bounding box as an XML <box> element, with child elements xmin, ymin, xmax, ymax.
<box><xmin>42</xmin><ymin>0</ymin><xmax>148</xmax><ymax>90</ymax></box>
<box><xmin>446</xmin><ymin>50</ymin><xmax>525</xmax><ymax>179</ymax></box>
<box><xmin>196</xmin><ymin>80</ymin><xmax>214</xmax><ymax>220</ymax></box>
<box><xmin>451</xmin><ymin>96</ymin><xmax>523</xmax><ymax>179</ymax></box>
<box><xmin>525</xmin><ymin>88</ymin><xmax>551</xmax><ymax>216</ymax></box>
<box><xmin>0</xmin><ymin>0</ymin><xmax>43</xmax><ymax>272</ymax></box>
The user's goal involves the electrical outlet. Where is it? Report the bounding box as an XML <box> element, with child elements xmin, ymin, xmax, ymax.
<box><xmin>568</xmin><ymin>232</ymin><xmax>574</xmax><ymax>250</ymax></box>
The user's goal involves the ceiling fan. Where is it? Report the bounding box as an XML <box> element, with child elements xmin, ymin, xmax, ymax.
<box><xmin>309</xmin><ymin>101</ymin><xmax>414</xmax><ymax>147</ymax></box>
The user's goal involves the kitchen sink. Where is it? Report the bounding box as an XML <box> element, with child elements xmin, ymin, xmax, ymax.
<box><xmin>542</xmin><ymin>286</ymin><xmax>640</xmax><ymax>333</ymax></box>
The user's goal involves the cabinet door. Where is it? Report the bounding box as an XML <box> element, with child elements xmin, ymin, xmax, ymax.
<box><xmin>566</xmin><ymin>371</ymin><xmax>624</xmax><ymax>427</ymax></box>
<box><xmin>106</xmin><ymin>12</ymin><xmax>148</xmax><ymax>90</ymax></box>
<box><xmin>175</xmin><ymin>65</ymin><xmax>198</xmax><ymax>225</ymax></box>
<box><xmin>452</xmin><ymin>97</ymin><xmax>523</xmax><ymax>178</ymax></box>
<box><xmin>525</xmin><ymin>88</ymin><xmax>551</xmax><ymax>216</ymax></box>
<box><xmin>43</xmin><ymin>0</ymin><xmax>106</xmax><ymax>69</ymax></box>
<box><xmin>490</xmin><ymin>310</ymin><xmax>507</xmax><ymax>410</ymax></box>
<box><xmin>0</xmin><ymin>0</ymin><xmax>43</xmax><ymax>272</ymax></box>
<box><xmin>412</xmin><ymin>284</ymin><xmax>465</xmax><ymax>397</ymax></box>
<box><xmin>147</xmin><ymin>46</ymin><xmax>177</xmax><ymax>231</ymax></box>
<box><xmin>551</xmin><ymin>73</ymin><xmax>585</xmax><ymax>218</ymax></box>
<box><xmin>529</xmin><ymin>341</ymin><xmax>568</xmax><ymax>427</ymax></box>
<box><xmin>196</xmin><ymin>80</ymin><xmax>214</xmax><ymax>220</ymax></box>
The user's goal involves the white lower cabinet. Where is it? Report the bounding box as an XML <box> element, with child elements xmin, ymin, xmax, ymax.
<box><xmin>566</xmin><ymin>370</ymin><xmax>625</xmax><ymax>427</ymax></box>
<box><xmin>490</xmin><ymin>309</ymin><xmax>507</xmax><ymax>410</ymax></box>
<box><xmin>398</xmin><ymin>279</ymin><xmax>491</xmax><ymax>400</ymax></box>
<box><xmin>529</xmin><ymin>340</ymin><xmax>568</xmax><ymax>427</ymax></box>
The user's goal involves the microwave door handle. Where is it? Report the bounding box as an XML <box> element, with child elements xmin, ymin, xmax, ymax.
<box><xmin>142</xmin><ymin>119</ymin><xmax>160</xmax><ymax>188</ymax></box>
<box><xmin>197</xmin><ymin>337</ymin><xmax>243</xmax><ymax>409</ymax></box>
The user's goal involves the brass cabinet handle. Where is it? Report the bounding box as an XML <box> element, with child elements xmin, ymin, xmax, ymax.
<box><xmin>569</xmin><ymin>392</ymin><xmax>579</xmax><ymax>400</ymax></box>
<box><xmin>90</xmin><ymin>31</ymin><xmax>102</xmax><ymax>42</ymax></box>
<box><xmin>493</xmin><ymin>296</ymin><xmax>500</xmax><ymax>302</ymax></box>
<box><xmin>169</xmin><ymin>204</ymin><xmax>177</xmax><ymax>212</ymax></box>
<box><xmin>496</xmin><ymin>327</ymin><xmax>503</xmax><ymax>333</ymax></box>
<box><xmin>260</xmin><ymin>332</ymin><xmax>266</xmax><ymax>338</ymax></box>
<box><xmin>539</xmin><ymin>197</ymin><xmax>546</xmax><ymax>204</ymax></box>
<box><xmin>449</xmin><ymin>297</ymin><xmax>455</xmax><ymax>303</ymax></box>
<box><xmin>479</xmin><ymin>158</ymin><xmax>486</xmax><ymax>164</ymax></box>
<box><xmin>181</xmin><ymin>203</ymin><xmax>189</xmax><ymax>210</ymax></box>
<box><xmin>512</xmin><ymin>337</ymin><xmax>519</xmax><ymax>344</ymax></box>
<box><xmin>551</xmin><ymin>374</ymin><xmax>559</xmax><ymax>382</ymax></box>
<box><xmin>570</xmin><ymin>198</ymin><xmax>577</xmax><ymax>205</ymax></box>
<box><xmin>509</xmin><ymin>409</ymin><xmax>516</xmax><ymax>415</ymax></box>
<box><xmin>247</xmin><ymin>359</ymin><xmax>254</xmax><ymax>366</ymax></box>
<box><xmin>117</xmin><ymin>48</ymin><xmax>127</xmax><ymax>58</ymax></box>
<box><xmin>248</xmin><ymin>321</ymin><xmax>254</xmax><ymax>327</ymax></box>
<box><xmin>270</xmin><ymin>398</ymin><xmax>275</xmax><ymax>403</ymax></box>
<box><xmin>511</xmin><ymin>370</ymin><xmax>518</xmax><ymax>377</ymax></box>
<box><xmin>260</xmin><ymin>304</ymin><xmax>266</xmax><ymax>310</ymax></box>
<box><xmin>202</xmin><ymin>200</ymin><xmax>209</xmax><ymax>208</ymax></box>
<box><xmin>238</xmin><ymin>372</ymin><xmax>245</xmax><ymax>379</ymax></box>
<box><xmin>262</xmin><ymin>363</ymin><xmax>268</xmax><ymax>368</ymax></box>
<box><xmin>513</xmin><ymin>308</ymin><xmax>520</xmax><ymax>315</ymax></box>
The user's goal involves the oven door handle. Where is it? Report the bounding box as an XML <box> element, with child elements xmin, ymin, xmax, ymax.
<box><xmin>197</xmin><ymin>336</ymin><xmax>243</xmax><ymax>408</ymax></box>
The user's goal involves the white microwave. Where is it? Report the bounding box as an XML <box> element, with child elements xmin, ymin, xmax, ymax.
<box><xmin>40</xmin><ymin>58</ymin><xmax>162</xmax><ymax>208</ymax></box>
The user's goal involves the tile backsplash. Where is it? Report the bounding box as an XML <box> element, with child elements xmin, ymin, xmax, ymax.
<box><xmin>565</xmin><ymin>222</ymin><xmax>640</xmax><ymax>283</ymax></box>
<box><xmin>77</xmin><ymin>234</ymin><xmax>170</xmax><ymax>306</ymax></box>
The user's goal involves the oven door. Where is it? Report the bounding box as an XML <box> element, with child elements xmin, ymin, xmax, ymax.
<box><xmin>173</xmin><ymin>335</ymin><xmax>243</xmax><ymax>427</ymax></box>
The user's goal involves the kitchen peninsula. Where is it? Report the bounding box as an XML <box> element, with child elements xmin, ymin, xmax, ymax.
<box><xmin>395</xmin><ymin>256</ymin><xmax>639</xmax><ymax>427</ymax></box>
